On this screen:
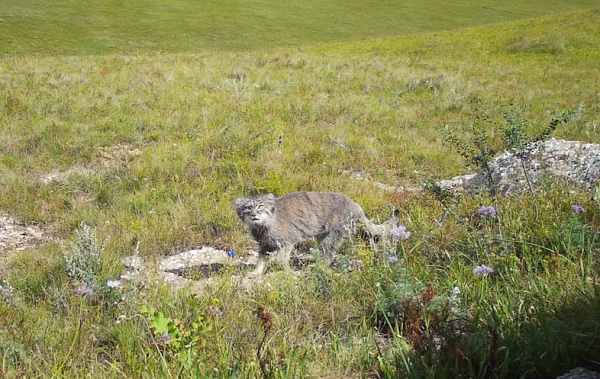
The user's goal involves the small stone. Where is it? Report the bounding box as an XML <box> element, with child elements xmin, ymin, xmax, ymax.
<box><xmin>556</xmin><ymin>367</ymin><xmax>600</xmax><ymax>379</ymax></box>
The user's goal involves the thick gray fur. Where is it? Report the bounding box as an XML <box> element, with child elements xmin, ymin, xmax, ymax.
<box><xmin>234</xmin><ymin>191</ymin><xmax>398</xmax><ymax>274</ymax></box>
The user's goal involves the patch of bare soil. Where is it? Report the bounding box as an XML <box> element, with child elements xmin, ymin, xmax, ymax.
<box><xmin>98</xmin><ymin>144</ymin><xmax>142</xmax><ymax>168</ymax></box>
<box><xmin>39</xmin><ymin>144</ymin><xmax>142</xmax><ymax>184</ymax></box>
<box><xmin>0</xmin><ymin>214</ymin><xmax>49</xmax><ymax>253</ymax></box>
<box><xmin>39</xmin><ymin>166</ymin><xmax>95</xmax><ymax>184</ymax></box>
<box><xmin>342</xmin><ymin>169</ymin><xmax>421</xmax><ymax>194</ymax></box>
<box><xmin>439</xmin><ymin>139</ymin><xmax>600</xmax><ymax>194</ymax></box>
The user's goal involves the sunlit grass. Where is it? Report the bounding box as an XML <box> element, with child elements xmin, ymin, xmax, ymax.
<box><xmin>1</xmin><ymin>0</ymin><xmax>599</xmax><ymax>55</ymax></box>
<box><xmin>0</xmin><ymin>8</ymin><xmax>599</xmax><ymax>378</ymax></box>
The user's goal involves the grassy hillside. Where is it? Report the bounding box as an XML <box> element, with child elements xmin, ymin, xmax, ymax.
<box><xmin>1</xmin><ymin>0</ymin><xmax>599</xmax><ymax>54</ymax></box>
<box><xmin>0</xmin><ymin>8</ymin><xmax>600</xmax><ymax>378</ymax></box>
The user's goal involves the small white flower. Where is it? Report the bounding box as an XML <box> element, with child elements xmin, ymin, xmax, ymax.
<box><xmin>106</xmin><ymin>279</ymin><xmax>122</xmax><ymax>289</ymax></box>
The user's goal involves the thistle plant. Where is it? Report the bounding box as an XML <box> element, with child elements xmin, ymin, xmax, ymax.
<box><xmin>0</xmin><ymin>279</ymin><xmax>15</xmax><ymax>304</ymax></box>
<box><xmin>64</xmin><ymin>222</ymin><xmax>104</xmax><ymax>289</ymax></box>
<box><xmin>473</xmin><ymin>264</ymin><xmax>494</xmax><ymax>277</ymax></box>
<box><xmin>389</xmin><ymin>226</ymin><xmax>411</xmax><ymax>241</ymax></box>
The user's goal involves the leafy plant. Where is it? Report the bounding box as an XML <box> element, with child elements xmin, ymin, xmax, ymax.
<box><xmin>64</xmin><ymin>222</ymin><xmax>104</xmax><ymax>289</ymax></box>
<box><xmin>140</xmin><ymin>305</ymin><xmax>213</xmax><ymax>374</ymax></box>
<box><xmin>444</xmin><ymin>106</ymin><xmax>498</xmax><ymax>191</ymax></box>
<box><xmin>0</xmin><ymin>279</ymin><xmax>15</xmax><ymax>305</ymax></box>
<box><xmin>501</xmin><ymin>109</ymin><xmax>573</xmax><ymax>215</ymax></box>
<box><xmin>307</xmin><ymin>263</ymin><xmax>334</xmax><ymax>300</ymax></box>
<box><xmin>141</xmin><ymin>305</ymin><xmax>213</xmax><ymax>349</ymax></box>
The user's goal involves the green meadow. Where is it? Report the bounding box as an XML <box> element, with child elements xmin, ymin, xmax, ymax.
<box><xmin>1</xmin><ymin>0</ymin><xmax>599</xmax><ymax>54</ymax></box>
<box><xmin>1</xmin><ymin>1</ymin><xmax>600</xmax><ymax>377</ymax></box>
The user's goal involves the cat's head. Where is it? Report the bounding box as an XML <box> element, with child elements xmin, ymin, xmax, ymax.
<box><xmin>234</xmin><ymin>194</ymin><xmax>276</xmax><ymax>226</ymax></box>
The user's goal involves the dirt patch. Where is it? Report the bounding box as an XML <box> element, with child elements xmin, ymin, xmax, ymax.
<box><xmin>0</xmin><ymin>214</ymin><xmax>50</xmax><ymax>253</ymax></box>
<box><xmin>39</xmin><ymin>144</ymin><xmax>142</xmax><ymax>184</ymax></box>
<box><xmin>556</xmin><ymin>367</ymin><xmax>600</xmax><ymax>379</ymax></box>
<box><xmin>98</xmin><ymin>144</ymin><xmax>142</xmax><ymax>167</ymax></box>
<box><xmin>342</xmin><ymin>168</ymin><xmax>421</xmax><ymax>194</ymax></box>
<box><xmin>39</xmin><ymin>166</ymin><xmax>95</xmax><ymax>184</ymax></box>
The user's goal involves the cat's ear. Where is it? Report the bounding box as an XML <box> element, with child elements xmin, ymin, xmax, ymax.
<box><xmin>234</xmin><ymin>198</ymin><xmax>245</xmax><ymax>209</ymax></box>
<box><xmin>234</xmin><ymin>198</ymin><xmax>248</xmax><ymax>219</ymax></box>
<box><xmin>262</xmin><ymin>193</ymin><xmax>276</xmax><ymax>209</ymax></box>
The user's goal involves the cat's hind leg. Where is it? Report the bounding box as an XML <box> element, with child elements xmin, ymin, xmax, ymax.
<box><xmin>320</xmin><ymin>228</ymin><xmax>346</xmax><ymax>267</ymax></box>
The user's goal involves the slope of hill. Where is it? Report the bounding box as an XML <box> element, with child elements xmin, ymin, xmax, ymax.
<box><xmin>1</xmin><ymin>0</ymin><xmax>599</xmax><ymax>54</ymax></box>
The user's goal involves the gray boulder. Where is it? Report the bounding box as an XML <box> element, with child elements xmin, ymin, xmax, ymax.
<box><xmin>438</xmin><ymin>139</ymin><xmax>600</xmax><ymax>194</ymax></box>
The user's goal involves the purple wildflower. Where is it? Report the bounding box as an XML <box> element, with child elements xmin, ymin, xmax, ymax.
<box><xmin>226</xmin><ymin>249</ymin><xmax>237</xmax><ymax>258</ymax></box>
<box><xmin>75</xmin><ymin>285</ymin><xmax>94</xmax><ymax>297</ymax></box>
<box><xmin>389</xmin><ymin>226</ymin><xmax>411</xmax><ymax>240</ymax></box>
<box><xmin>477</xmin><ymin>206</ymin><xmax>496</xmax><ymax>218</ymax></box>
<box><xmin>160</xmin><ymin>333</ymin><xmax>172</xmax><ymax>342</ymax></box>
<box><xmin>572</xmin><ymin>205</ymin><xmax>585</xmax><ymax>214</ymax></box>
<box><xmin>473</xmin><ymin>264</ymin><xmax>494</xmax><ymax>277</ymax></box>
<box><xmin>106</xmin><ymin>279</ymin><xmax>121</xmax><ymax>289</ymax></box>
<box><xmin>209</xmin><ymin>305</ymin><xmax>224</xmax><ymax>317</ymax></box>
<box><xmin>387</xmin><ymin>256</ymin><xmax>398</xmax><ymax>264</ymax></box>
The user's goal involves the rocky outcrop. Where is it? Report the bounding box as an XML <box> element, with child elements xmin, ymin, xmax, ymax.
<box><xmin>438</xmin><ymin>139</ymin><xmax>600</xmax><ymax>194</ymax></box>
<box><xmin>122</xmin><ymin>246</ymin><xmax>260</xmax><ymax>291</ymax></box>
<box><xmin>121</xmin><ymin>245</ymin><xmax>314</xmax><ymax>292</ymax></box>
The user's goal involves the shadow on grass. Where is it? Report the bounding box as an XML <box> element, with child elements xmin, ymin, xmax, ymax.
<box><xmin>391</xmin><ymin>286</ymin><xmax>600</xmax><ymax>378</ymax></box>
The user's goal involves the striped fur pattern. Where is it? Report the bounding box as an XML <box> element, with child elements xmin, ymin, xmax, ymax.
<box><xmin>235</xmin><ymin>191</ymin><xmax>398</xmax><ymax>274</ymax></box>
